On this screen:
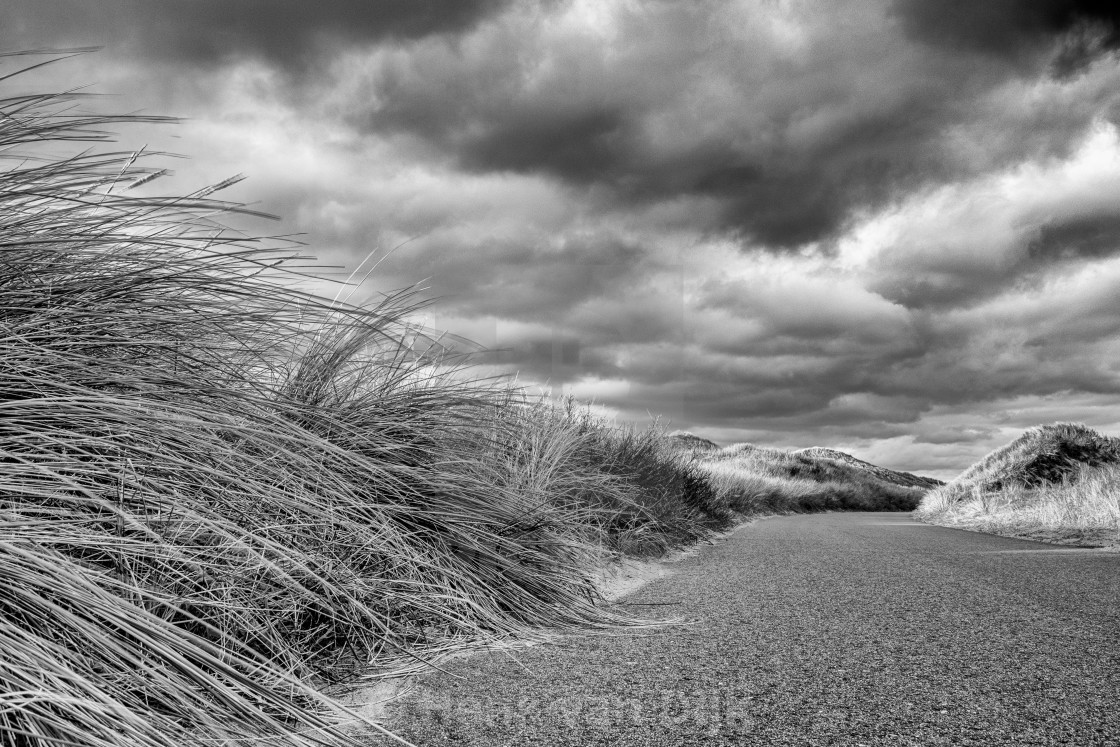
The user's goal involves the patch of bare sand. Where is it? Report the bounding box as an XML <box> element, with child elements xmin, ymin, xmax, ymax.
<box><xmin>590</xmin><ymin>551</ymin><xmax>681</xmax><ymax>602</ymax></box>
<box><xmin>591</xmin><ymin>519</ymin><xmax>759</xmax><ymax>600</ymax></box>
<box><xmin>329</xmin><ymin>518</ymin><xmax>761</xmax><ymax>737</ymax></box>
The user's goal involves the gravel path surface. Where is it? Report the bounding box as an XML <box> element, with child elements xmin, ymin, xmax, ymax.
<box><xmin>364</xmin><ymin>513</ymin><xmax>1120</xmax><ymax>746</ymax></box>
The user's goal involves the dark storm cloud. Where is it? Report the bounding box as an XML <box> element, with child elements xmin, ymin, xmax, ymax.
<box><xmin>382</xmin><ymin>234</ymin><xmax>653</xmax><ymax>324</ymax></box>
<box><xmin>576</xmin><ymin>241</ymin><xmax>1120</xmax><ymax>448</ymax></box>
<box><xmin>363</xmin><ymin>32</ymin><xmax>954</xmax><ymax>247</ymax></box>
<box><xmin>670</xmin><ymin>99</ymin><xmax>954</xmax><ymax>247</ymax></box>
<box><xmin>1028</xmin><ymin>213</ymin><xmax>1120</xmax><ymax>262</ymax></box>
<box><xmin>459</xmin><ymin>108</ymin><xmax>631</xmax><ymax>184</ymax></box>
<box><xmin>351</xmin><ymin>0</ymin><xmax>1120</xmax><ymax>250</ymax></box>
<box><xmin>481</xmin><ymin>337</ymin><xmax>585</xmax><ymax>381</ymax></box>
<box><xmin>12</xmin><ymin>0</ymin><xmax>1111</xmax><ymax>254</ymax></box>
<box><xmin>891</xmin><ymin>0</ymin><xmax>1120</xmax><ymax>73</ymax></box>
<box><xmin>0</xmin><ymin>0</ymin><xmax>513</xmax><ymax>72</ymax></box>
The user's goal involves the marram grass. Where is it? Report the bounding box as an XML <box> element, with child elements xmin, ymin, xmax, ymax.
<box><xmin>0</xmin><ymin>52</ymin><xmax>732</xmax><ymax>746</ymax></box>
<box><xmin>693</xmin><ymin>442</ymin><xmax>926</xmax><ymax>513</ymax></box>
<box><xmin>915</xmin><ymin>423</ymin><xmax>1120</xmax><ymax>544</ymax></box>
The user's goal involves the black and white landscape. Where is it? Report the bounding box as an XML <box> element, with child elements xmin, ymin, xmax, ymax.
<box><xmin>6</xmin><ymin>1</ymin><xmax>1120</xmax><ymax>478</ymax></box>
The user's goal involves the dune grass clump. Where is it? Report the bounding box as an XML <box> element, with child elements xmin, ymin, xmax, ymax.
<box><xmin>0</xmin><ymin>536</ymin><xmax>369</xmax><ymax>747</ymax></box>
<box><xmin>483</xmin><ymin>402</ymin><xmax>733</xmax><ymax>556</ymax></box>
<box><xmin>0</xmin><ymin>53</ymin><xmax>696</xmax><ymax>746</ymax></box>
<box><xmin>915</xmin><ymin>464</ymin><xmax>1120</xmax><ymax>542</ymax></box>
<box><xmin>0</xmin><ymin>54</ymin><xmax>435</xmax><ymax>746</ymax></box>
<box><xmin>915</xmin><ymin>423</ymin><xmax>1120</xmax><ymax>545</ymax></box>
<box><xmin>698</xmin><ymin>461</ymin><xmax>840</xmax><ymax>514</ymax></box>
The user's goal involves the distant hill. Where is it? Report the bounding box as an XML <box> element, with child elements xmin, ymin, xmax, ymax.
<box><xmin>795</xmin><ymin>447</ymin><xmax>944</xmax><ymax>490</ymax></box>
<box><xmin>931</xmin><ymin>423</ymin><xmax>1120</xmax><ymax>505</ymax></box>
<box><xmin>666</xmin><ymin>431</ymin><xmax>721</xmax><ymax>453</ymax></box>
<box><xmin>665</xmin><ymin>435</ymin><xmax>941</xmax><ymax>511</ymax></box>
<box><xmin>713</xmin><ymin>443</ymin><xmax>926</xmax><ymax>490</ymax></box>
<box><xmin>703</xmin><ymin>442</ymin><xmax>931</xmax><ymax>511</ymax></box>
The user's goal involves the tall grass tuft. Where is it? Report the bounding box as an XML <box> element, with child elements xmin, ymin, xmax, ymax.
<box><xmin>0</xmin><ymin>52</ymin><xmax>668</xmax><ymax>746</ymax></box>
<box><xmin>480</xmin><ymin>400</ymin><xmax>733</xmax><ymax>557</ymax></box>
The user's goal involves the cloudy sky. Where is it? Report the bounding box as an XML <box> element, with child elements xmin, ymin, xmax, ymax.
<box><xmin>5</xmin><ymin>1</ymin><xmax>1120</xmax><ymax>479</ymax></box>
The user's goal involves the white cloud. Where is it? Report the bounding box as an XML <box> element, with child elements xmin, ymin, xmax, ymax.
<box><xmin>8</xmin><ymin>2</ymin><xmax>1120</xmax><ymax>476</ymax></box>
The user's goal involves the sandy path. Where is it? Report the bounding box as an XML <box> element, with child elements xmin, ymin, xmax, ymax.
<box><xmin>354</xmin><ymin>512</ymin><xmax>1120</xmax><ymax>746</ymax></box>
<box><xmin>329</xmin><ymin>529</ymin><xmax>724</xmax><ymax>736</ymax></box>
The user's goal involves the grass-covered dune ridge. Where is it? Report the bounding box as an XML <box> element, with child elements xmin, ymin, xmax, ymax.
<box><xmin>916</xmin><ymin>423</ymin><xmax>1120</xmax><ymax>545</ymax></box>
<box><xmin>665</xmin><ymin>430</ymin><xmax>721</xmax><ymax>454</ymax></box>
<box><xmin>924</xmin><ymin>423</ymin><xmax>1120</xmax><ymax>505</ymax></box>
<box><xmin>686</xmin><ymin>441</ymin><xmax>929</xmax><ymax>513</ymax></box>
<box><xmin>0</xmin><ymin>54</ymin><xmax>735</xmax><ymax>746</ymax></box>
<box><xmin>794</xmin><ymin>447</ymin><xmax>943</xmax><ymax>490</ymax></box>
